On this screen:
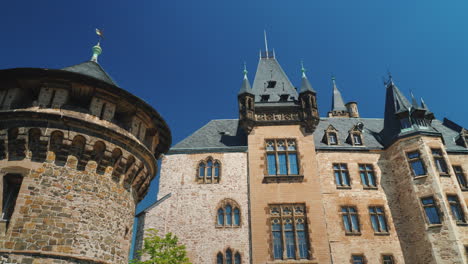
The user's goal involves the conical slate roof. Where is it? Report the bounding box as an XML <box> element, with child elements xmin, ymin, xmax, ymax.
<box><xmin>238</xmin><ymin>75</ymin><xmax>253</xmax><ymax>95</ymax></box>
<box><xmin>331</xmin><ymin>79</ymin><xmax>347</xmax><ymax>111</ymax></box>
<box><xmin>252</xmin><ymin>56</ymin><xmax>298</xmax><ymax>102</ymax></box>
<box><xmin>299</xmin><ymin>75</ymin><xmax>315</xmax><ymax>93</ymax></box>
<box><xmin>62</xmin><ymin>61</ymin><xmax>118</xmax><ymax>87</ymax></box>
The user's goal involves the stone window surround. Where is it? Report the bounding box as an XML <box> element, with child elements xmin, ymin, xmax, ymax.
<box><xmin>347</xmin><ymin>125</ymin><xmax>364</xmax><ymax>146</ymax></box>
<box><xmin>446</xmin><ymin>193</ymin><xmax>467</xmax><ymax>225</ymax></box>
<box><xmin>323</xmin><ymin>125</ymin><xmax>339</xmax><ymax>145</ymax></box>
<box><xmin>215</xmin><ymin>198</ymin><xmax>241</xmax><ymax>228</ymax></box>
<box><xmin>368</xmin><ymin>205</ymin><xmax>390</xmax><ymax>235</ymax></box>
<box><xmin>419</xmin><ymin>195</ymin><xmax>443</xmax><ymax>227</ymax></box>
<box><xmin>196</xmin><ymin>156</ymin><xmax>221</xmax><ymax>184</ymax></box>
<box><xmin>430</xmin><ymin>148</ymin><xmax>450</xmax><ymax>177</ymax></box>
<box><xmin>381</xmin><ymin>254</ymin><xmax>395</xmax><ymax>264</ymax></box>
<box><xmin>405</xmin><ymin>149</ymin><xmax>427</xmax><ymax>179</ymax></box>
<box><xmin>263</xmin><ymin>138</ymin><xmax>303</xmax><ymax>183</ymax></box>
<box><xmin>216</xmin><ymin>247</ymin><xmax>242</xmax><ymax>264</ymax></box>
<box><xmin>452</xmin><ymin>165</ymin><xmax>468</xmax><ymax>191</ymax></box>
<box><xmin>340</xmin><ymin>205</ymin><xmax>361</xmax><ymax>235</ymax></box>
<box><xmin>358</xmin><ymin>163</ymin><xmax>378</xmax><ymax>190</ymax></box>
<box><xmin>350</xmin><ymin>254</ymin><xmax>367</xmax><ymax>264</ymax></box>
<box><xmin>333</xmin><ymin>163</ymin><xmax>351</xmax><ymax>189</ymax></box>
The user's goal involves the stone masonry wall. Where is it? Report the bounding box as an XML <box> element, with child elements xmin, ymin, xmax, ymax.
<box><xmin>139</xmin><ymin>152</ymin><xmax>249</xmax><ymax>264</ymax></box>
<box><xmin>316</xmin><ymin>151</ymin><xmax>405</xmax><ymax>264</ymax></box>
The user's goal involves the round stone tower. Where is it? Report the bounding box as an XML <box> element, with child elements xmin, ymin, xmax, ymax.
<box><xmin>0</xmin><ymin>43</ymin><xmax>171</xmax><ymax>264</ymax></box>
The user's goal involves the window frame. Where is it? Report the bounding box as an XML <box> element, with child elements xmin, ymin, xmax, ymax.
<box><xmin>196</xmin><ymin>157</ymin><xmax>221</xmax><ymax>184</ymax></box>
<box><xmin>446</xmin><ymin>194</ymin><xmax>466</xmax><ymax>224</ymax></box>
<box><xmin>216</xmin><ymin>199</ymin><xmax>241</xmax><ymax>228</ymax></box>
<box><xmin>216</xmin><ymin>249</ymin><xmax>242</xmax><ymax>264</ymax></box>
<box><xmin>431</xmin><ymin>148</ymin><xmax>449</xmax><ymax>176</ymax></box>
<box><xmin>368</xmin><ymin>206</ymin><xmax>389</xmax><ymax>234</ymax></box>
<box><xmin>420</xmin><ymin>196</ymin><xmax>442</xmax><ymax>225</ymax></box>
<box><xmin>351</xmin><ymin>254</ymin><xmax>366</xmax><ymax>264</ymax></box>
<box><xmin>358</xmin><ymin>164</ymin><xmax>377</xmax><ymax>189</ymax></box>
<box><xmin>264</xmin><ymin>139</ymin><xmax>300</xmax><ymax>177</ymax></box>
<box><xmin>268</xmin><ymin>203</ymin><xmax>310</xmax><ymax>260</ymax></box>
<box><xmin>453</xmin><ymin>165</ymin><xmax>468</xmax><ymax>191</ymax></box>
<box><xmin>382</xmin><ymin>254</ymin><xmax>395</xmax><ymax>264</ymax></box>
<box><xmin>341</xmin><ymin>206</ymin><xmax>361</xmax><ymax>235</ymax></box>
<box><xmin>333</xmin><ymin>163</ymin><xmax>351</xmax><ymax>188</ymax></box>
<box><xmin>406</xmin><ymin>151</ymin><xmax>427</xmax><ymax>178</ymax></box>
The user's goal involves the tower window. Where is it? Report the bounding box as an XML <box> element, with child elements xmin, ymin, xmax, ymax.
<box><xmin>359</xmin><ymin>164</ymin><xmax>376</xmax><ymax>188</ymax></box>
<box><xmin>407</xmin><ymin>151</ymin><xmax>426</xmax><ymax>177</ymax></box>
<box><xmin>333</xmin><ymin>163</ymin><xmax>350</xmax><ymax>187</ymax></box>
<box><xmin>431</xmin><ymin>149</ymin><xmax>448</xmax><ymax>175</ymax></box>
<box><xmin>267</xmin><ymin>81</ymin><xmax>277</xmax><ymax>88</ymax></box>
<box><xmin>447</xmin><ymin>195</ymin><xmax>465</xmax><ymax>224</ymax></box>
<box><xmin>369</xmin><ymin>206</ymin><xmax>388</xmax><ymax>233</ymax></box>
<box><xmin>269</xmin><ymin>204</ymin><xmax>309</xmax><ymax>260</ymax></box>
<box><xmin>453</xmin><ymin>166</ymin><xmax>468</xmax><ymax>190</ymax></box>
<box><xmin>341</xmin><ymin>206</ymin><xmax>360</xmax><ymax>234</ymax></box>
<box><xmin>1</xmin><ymin>174</ymin><xmax>23</xmax><ymax>222</ymax></box>
<box><xmin>265</xmin><ymin>139</ymin><xmax>299</xmax><ymax>176</ymax></box>
<box><xmin>421</xmin><ymin>196</ymin><xmax>441</xmax><ymax>225</ymax></box>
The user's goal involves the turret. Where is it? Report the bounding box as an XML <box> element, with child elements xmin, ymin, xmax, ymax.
<box><xmin>238</xmin><ymin>65</ymin><xmax>255</xmax><ymax>133</ymax></box>
<box><xmin>298</xmin><ymin>63</ymin><xmax>319</xmax><ymax>132</ymax></box>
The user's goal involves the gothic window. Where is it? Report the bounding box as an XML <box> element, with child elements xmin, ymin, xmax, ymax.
<box><xmin>265</xmin><ymin>139</ymin><xmax>299</xmax><ymax>176</ymax></box>
<box><xmin>341</xmin><ymin>206</ymin><xmax>360</xmax><ymax>234</ymax></box>
<box><xmin>421</xmin><ymin>196</ymin><xmax>441</xmax><ymax>225</ymax></box>
<box><xmin>216</xmin><ymin>200</ymin><xmax>240</xmax><ymax>228</ymax></box>
<box><xmin>447</xmin><ymin>195</ymin><xmax>465</xmax><ymax>224</ymax></box>
<box><xmin>333</xmin><ymin>163</ymin><xmax>350</xmax><ymax>188</ymax></box>
<box><xmin>216</xmin><ymin>249</ymin><xmax>241</xmax><ymax>264</ymax></box>
<box><xmin>369</xmin><ymin>206</ymin><xmax>388</xmax><ymax>233</ymax></box>
<box><xmin>269</xmin><ymin>204</ymin><xmax>309</xmax><ymax>260</ymax></box>
<box><xmin>197</xmin><ymin>157</ymin><xmax>220</xmax><ymax>183</ymax></box>
<box><xmin>382</xmin><ymin>255</ymin><xmax>395</xmax><ymax>264</ymax></box>
<box><xmin>359</xmin><ymin>164</ymin><xmax>376</xmax><ymax>188</ymax></box>
<box><xmin>1</xmin><ymin>174</ymin><xmax>23</xmax><ymax>222</ymax></box>
<box><xmin>49</xmin><ymin>131</ymin><xmax>64</xmax><ymax>152</ymax></box>
<box><xmin>453</xmin><ymin>166</ymin><xmax>468</xmax><ymax>190</ymax></box>
<box><xmin>431</xmin><ymin>149</ymin><xmax>448</xmax><ymax>175</ymax></box>
<box><xmin>407</xmin><ymin>151</ymin><xmax>426</xmax><ymax>177</ymax></box>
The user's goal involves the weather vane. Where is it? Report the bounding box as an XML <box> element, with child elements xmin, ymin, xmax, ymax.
<box><xmin>95</xmin><ymin>28</ymin><xmax>104</xmax><ymax>45</ymax></box>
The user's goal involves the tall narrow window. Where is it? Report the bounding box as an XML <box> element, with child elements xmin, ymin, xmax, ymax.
<box><xmin>216</xmin><ymin>200</ymin><xmax>241</xmax><ymax>228</ymax></box>
<box><xmin>217</xmin><ymin>250</ymin><xmax>241</xmax><ymax>264</ymax></box>
<box><xmin>197</xmin><ymin>157</ymin><xmax>221</xmax><ymax>183</ymax></box>
<box><xmin>341</xmin><ymin>206</ymin><xmax>360</xmax><ymax>233</ymax></box>
<box><xmin>333</xmin><ymin>163</ymin><xmax>350</xmax><ymax>187</ymax></box>
<box><xmin>225</xmin><ymin>205</ymin><xmax>232</xmax><ymax>226</ymax></box>
<box><xmin>432</xmin><ymin>149</ymin><xmax>448</xmax><ymax>175</ymax></box>
<box><xmin>214</xmin><ymin>162</ymin><xmax>220</xmax><ymax>178</ymax></box>
<box><xmin>328</xmin><ymin>132</ymin><xmax>338</xmax><ymax>145</ymax></box>
<box><xmin>421</xmin><ymin>197</ymin><xmax>441</xmax><ymax>224</ymax></box>
<box><xmin>233</xmin><ymin>208</ymin><xmax>240</xmax><ymax>226</ymax></box>
<box><xmin>407</xmin><ymin>151</ymin><xmax>426</xmax><ymax>177</ymax></box>
<box><xmin>226</xmin><ymin>249</ymin><xmax>232</xmax><ymax>264</ymax></box>
<box><xmin>265</xmin><ymin>139</ymin><xmax>299</xmax><ymax>176</ymax></box>
<box><xmin>382</xmin><ymin>255</ymin><xmax>394</xmax><ymax>264</ymax></box>
<box><xmin>352</xmin><ymin>133</ymin><xmax>362</xmax><ymax>145</ymax></box>
<box><xmin>217</xmin><ymin>253</ymin><xmax>223</xmax><ymax>264</ymax></box>
<box><xmin>369</xmin><ymin>206</ymin><xmax>388</xmax><ymax>233</ymax></box>
<box><xmin>207</xmin><ymin>160</ymin><xmax>213</xmax><ymax>178</ymax></box>
<box><xmin>352</xmin><ymin>255</ymin><xmax>365</xmax><ymax>264</ymax></box>
<box><xmin>199</xmin><ymin>162</ymin><xmax>205</xmax><ymax>178</ymax></box>
<box><xmin>218</xmin><ymin>209</ymin><xmax>224</xmax><ymax>225</ymax></box>
<box><xmin>453</xmin><ymin>166</ymin><xmax>468</xmax><ymax>189</ymax></box>
<box><xmin>359</xmin><ymin>164</ymin><xmax>376</xmax><ymax>188</ymax></box>
<box><xmin>1</xmin><ymin>174</ymin><xmax>23</xmax><ymax>221</ymax></box>
<box><xmin>269</xmin><ymin>204</ymin><xmax>309</xmax><ymax>260</ymax></box>
<box><xmin>234</xmin><ymin>253</ymin><xmax>241</xmax><ymax>264</ymax></box>
<box><xmin>447</xmin><ymin>195</ymin><xmax>465</xmax><ymax>223</ymax></box>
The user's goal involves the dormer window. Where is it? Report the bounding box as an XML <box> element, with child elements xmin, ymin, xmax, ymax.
<box><xmin>353</xmin><ymin>133</ymin><xmax>362</xmax><ymax>145</ymax></box>
<box><xmin>279</xmin><ymin>94</ymin><xmax>289</xmax><ymax>102</ymax></box>
<box><xmin>323</xmin><ymin>125</ymin><xmax>339</xmax><ymax>145</ymax></box>
<box><xmin>329</xmin><ymin>133</ymin><xmax>338</xmax><ymax>145</ymax></box>
<box><xmin>267</xmin><ymin>81</ymin><xmax>277</xmax><ymax>88</ymax></box>
<box><xmin>261</xmin><ymin>95</ymin><xmax>270</xmax><ymax>102</ymax></box>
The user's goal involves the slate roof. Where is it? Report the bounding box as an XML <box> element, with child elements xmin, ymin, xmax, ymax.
<box><xmin>62</xmin><ymin>61</ymin><xmax>118</xmax><ymax>87</ymax></box>
<box><xmin>252</xmin><ymin>57</ymin><xmax>298</xmax><ymax>102</ymax></box>
<box><xmin>238</xmin><ymin>76</ymin><xmax>253</xmax><ymax>95</ymax></box>
<box><xmin>169</xmin><ymin>118</ymin><xmax>468</xmax><ymax>154</ymax></box>
<box><xmin>299</xmin><ymin>75</ymin><xmax>315</xmax><ymax>93</ymax></box>
<box><xmin>331</xmin><ymin>80</ymin><xmax>347</xmax><ymax>112</ymax></box>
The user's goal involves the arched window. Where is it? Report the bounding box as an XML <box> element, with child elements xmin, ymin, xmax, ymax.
<box><xmin>8</xmin><ymin>128</ymin><xmax>25</xmax><ymax>160</ymax></box>
<box><xmin>216</xmin><ymin>199</ymin><xmax>241</xmax><ymax>228</ymax></box>
<box><xmin>49</xmin><ymin>131</ymin><xmax>64</xmax><ymax>152</ymax></box>
<box><xmin>197</xmin><ymin>157</ymin><xmax>221</xmax><ymax>184</ymax></box>
<box><xmin>29</xmin><ymin>128</ymin><xmax>45</xmax><ymax>162</ymax></box>
<box><xmin>217</xmin><ymin>249</ymin><xmax>241</xmax><ymax>264</ymax></box>
<box><xmin>111</xmin><ymin>148</ymin><xmax>122</xmax><ymax>166</ymax></box>
<box><xmin>70</xmin><ymin>135</ymin><xmax>86</xmax><ymax>158</ymax></box>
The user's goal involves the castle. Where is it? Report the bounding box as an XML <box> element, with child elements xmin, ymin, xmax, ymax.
<box><xmin>135</xmin><ymin>46</ymin><xmax>468</xmax><ymax>263</ymax></box>
<box><xmin>0</xmin><ymin>42</ymin><xmax>171</xmax><ymax>263</ymax></box>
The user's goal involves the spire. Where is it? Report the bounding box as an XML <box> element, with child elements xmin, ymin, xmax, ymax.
<box><xmin>385</xmin><ymin>79</ymin><xmax>412</xmax><ymax>113</ymax></box>
<box><xmin>299</xmin><ymin>61</ymin><xmax>315</xmax><ymax>93</ymax></box>
<box><xmin>91</xmin><ymin>28</ymin><xmax>104</xmax><ymax>63</ymax></box>
<box><xmin>410</xmin><ymin>91</ymin><xmax>419</xmax><ymax>108</ymax></box>
<box><xmin>238</xmin><ymin>63</ymin><xmax>252</xmax><ymax>95</ymax></box>
<box><xmin>421</xmin><ymin>97</ymin><xmax>429</xmax><ymax>110</ymax></box>
<box><xmin>264</xmin><ymin>30</ymin><xmax>269</xmax><ymax>54</ymax></box>
<box><xmin>331</xmin><ymin>76</ymin><xmax>347</xmax><ymax>111</ymax></box>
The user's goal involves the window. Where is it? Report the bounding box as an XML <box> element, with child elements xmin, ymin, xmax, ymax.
<box><xmin>216</xmin><ymin>200</ymin><xmax>240</xmax><ymax>227</ymax></box>
<box><xmin>1</xmin><ymin>174</ymin><xmax>23</xmax><ymax>222</ymax></box>
<box><xmin>261</xmin><ymin>95</ymin><xmax>270</xmax><ymax>102</ymax></box>
<box><xmin>333</xmin><ymin>163</ymin><xmax>350</xmax><ymax>187</ymax></box>
<box><xmin>421</xmin><ymin>197</ymin><xmax>441</xmax><ymax>224</ymax></box>
<box><xmin>341</xmin><ymin>206</ymin><xmax>360</xmax><ymax>234</ymax></box>
<box><xmin>447</xmin><ymin>195</ymin><xmax>465</xmax><ymax>223</ymax></box>
<box><xmin>407</xmin><ymin>151</ymin><xmax>426</xmax><ymax>177</ymax></box>
<box><xmin>382</xmin><ymin>255</ymin><xmax>395</xmax><ymax>264</ymax></box>
<box><xmin>279</xmin><ymin>94</ymin><xmax>289</xmax><ymax>102</ymax></box>
<box><xmin>369</xmin><ymin>206</ymin><xmax>388</xmax><ymax>233</ymax></box>
<box><xmin>359</xmin><ymin>164</ymin><xmax>376</xmax><ymax>188</ymax></box>
<box><xmin>267</xmin><ymin>80</ymin><xmax>277</xmax><ymax>88</ymax></box>
<box><xmin>431</xmin><ymin>149</ymin><xmax>448</xmax><ymax>175</ymax></box>
<box><xmin>197</xmin><ymin>157</ymin><xmax>220</xmax><ymax>183</ymax></box>
<box><xmin>269</xmin><ymin>204</ymin><xmax>309</xmax><ymax>260</ymax></box>
<box><xmin>217</xmin><ymin>249</ymin><xmax>241</xmax><ymax>264</ymax></box>
<box><xmin>352</xmin><ymin>133</ymin><xmax>362</xmax><ymax>145</ymax></box>
<box><xmin>453</xmin><ymin>166</ymin><xmax>468</xmax><ymax>189</ymax></box>
<box><xmin>265</xmin><ymin>139</ymin><xmax>299</xmax><ymax>176</ymax></box>
<box><xmin>352</xmin><ymin>255</ymin><xmax>365</xmax><ymax>264</ymax></box>
<box><xmin>328</xmin><ymin>132</ymin><xmax>338</xmax><ymax>145</ymax></box>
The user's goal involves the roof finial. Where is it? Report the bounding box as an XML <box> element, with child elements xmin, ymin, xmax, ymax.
<box><xmin>243</xmin><ymin>62</ymin><xmax>248</xmax><ymax>79</ymax></box>
<box><xmin>301</xmin><ymin>60</ymin><xmax>307</xmax><ymax>78</ymax></box>
<box><xmin>264</xmin><ymin>30</ymin><xmax>269</xmax><ymax>54</ymax></box>
<box><xmin>91</xmin><ymin>28</ymin><xmax>104</xmax><ymax>63</ymax></box>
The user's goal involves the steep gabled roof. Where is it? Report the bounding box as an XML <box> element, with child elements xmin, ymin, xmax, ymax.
<box><xmin>331</xmin><ymin>78</ymin><xmax>347</xmax><ymax>112</ymax></box>
<box><xmin>62</xmin><ymin>61</ymin><xmax>118</xmax><ymax>87</ymax></box>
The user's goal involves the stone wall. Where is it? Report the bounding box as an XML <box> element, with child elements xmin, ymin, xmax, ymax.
<box><xmin>137</xmin><ymin>152</ymin><xmax>250</xmax><ymax>264</ymax></box>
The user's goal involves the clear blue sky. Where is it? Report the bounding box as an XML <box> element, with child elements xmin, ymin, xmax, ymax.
<box><xmin>2</xmin><ymin>0</ymin><xmax>468</xmax><ymax>257</ymax></box>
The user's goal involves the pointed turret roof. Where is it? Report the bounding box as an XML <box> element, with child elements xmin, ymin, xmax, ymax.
<box><xmin>299</xmin><ymin>63</ymin><xmax>315</xmax><ymax>93</ymax></box>
<box><xmin>331</xmin><ymin>77</ymin><xmax>347</xmax><ymax>111</ymax></box>
<box><xmin>386</xmin><ymin>80</ymin><xmax>412</xmax><ymax>114</ymax></box>
<box><xmin>62</xmin><ymin>61</ymin><xmax>118</xmax><ymax>87</ymax></box>
<box><xmin>251</xmin><ymin>53</ymin><xmax>298</xmax><ymax>102</ymax></box>
<box><xmin>238</xmin><ymin>65</ymin><xmax>252</xmax><ymax>95</ymax></box>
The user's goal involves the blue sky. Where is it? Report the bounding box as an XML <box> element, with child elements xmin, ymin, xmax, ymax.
<box><xmin>2</xmin><ymin>0</ymin><xmax>468</xmax><ymax>258</ymax></box>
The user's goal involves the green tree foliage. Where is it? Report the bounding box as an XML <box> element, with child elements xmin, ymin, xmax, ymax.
<box><xmin>131</xmin><ymin>228</ymin><xmax>191</xmax><ymax>264</ymax></box>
